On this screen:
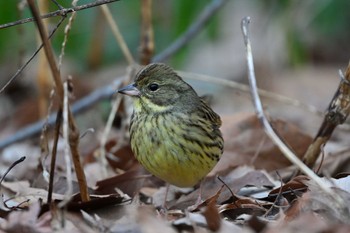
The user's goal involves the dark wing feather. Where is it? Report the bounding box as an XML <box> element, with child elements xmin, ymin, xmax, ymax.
<box><xmin>199</xmin><ymin>99</ymin><xmax>222</xmax><ymax>128</ymax></box>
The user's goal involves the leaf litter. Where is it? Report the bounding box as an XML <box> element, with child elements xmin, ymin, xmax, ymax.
<box><xmin>2</xmin><ymin>71</ymin><xmax>350</xmax><ymax>232</ymax></box>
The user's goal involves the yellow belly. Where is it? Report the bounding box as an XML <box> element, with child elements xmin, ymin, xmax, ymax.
<box><xmin>130</xmin><ymin>112</ymin><xmax>222</xmax><ymax>187</ymax></box>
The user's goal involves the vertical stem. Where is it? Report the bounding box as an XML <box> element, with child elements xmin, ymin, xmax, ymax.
<box><xmin>47</xmin><ymin>109</ymin><xmax>62</xmax><ymax>204</ymax></box>
<box><xmin>27</xmin><ymin>0</ymin><xmax>90</xmax><ymax>202</ymax></box>
<box><xmin>140</xmin><ymin>0</ymin><xmax>154</xmax><ymax>65</ymax></box>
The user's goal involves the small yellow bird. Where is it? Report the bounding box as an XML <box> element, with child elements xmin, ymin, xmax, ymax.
<box><xmin>118</xmin><ymin>63</ymin><xmax>223</xmax><ymax>188</ymax></box>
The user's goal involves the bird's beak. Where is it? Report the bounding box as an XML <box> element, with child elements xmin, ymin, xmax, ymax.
<box><xmin>117</xmin><ymin>83</ymin><xmax>141</xmax><ymax>97</ymax></box>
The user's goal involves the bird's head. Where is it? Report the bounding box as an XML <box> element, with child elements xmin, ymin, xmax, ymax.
<box><xmin>118</xmin><ymin>63</ymin><xmax>199</xmax><ymax>114</ymax></box>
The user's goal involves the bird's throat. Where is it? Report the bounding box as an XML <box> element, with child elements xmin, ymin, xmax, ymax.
<box><xmin>134</xmin><ymin>97</ymin><xmax>172</xmax><ymax>114</ymax></box>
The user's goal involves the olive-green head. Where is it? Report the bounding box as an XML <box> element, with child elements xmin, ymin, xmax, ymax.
<box><xmin>118</xmin><ymin>63</ymin><xmax>200</xmax><ymax>113</ymax></box>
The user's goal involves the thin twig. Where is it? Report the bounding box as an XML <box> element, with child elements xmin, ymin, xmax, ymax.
<box><xmin>27</xmin><ymin>0</ymin><xmax>89</xmax><ymax>202</ymax></box>
<box><xmin>264</xmin><ymin>171</ymin><xmax>284</xmax><ymax>217</ymax></box>
<box><xmin>0</xmin><ymin>17</ymin><xmax>66</xmax><ymax>94</ymax></box>
<box><xmin>36</xmin><ymin>0</ymin><xmax>52</xmax><ymax>118</ymax></box>
<box><xmin>58</xmin><ymin>81</ymin><xmax>74</xmax><ymax>208</ymax></box>
<box><xmin>98</xmin><ymin>67</ymin><xmax>136</xmax><ymax>176</ymax></box>
<box><xmin>39</xmin><ymin>89</ymin><xmax>55</xmax><ymax>185</ymax></box>
<box><xmin>27</xmin><ymin>0</ymin><xmax>63</xmax><ymax>98</ymax></box>
<box><xmin>0</xmin><ymin>157</ymin><xmax>26</xmax><ymax>185</ymax></box>
<box><xmin>176</xmin><ymin>71</ymin><xmax>322</xmax><ymax>116</ymax></box>
<box><xmin>3</xmin><ymin>198</ymin><xmax>30</xmax><ymax>210</ymax></box>
<box><xmin>0</xmin><ymin>79</ymin><xmax>122</xmax><ymax>150</ymax></box>
<box><xmin>47</xmin><ymin>108</ymin><xmax>62</xmax><ymax>204</ymax></box>
<box><xmin>67</xmin><ymin>90</ymin><xmax>90</xmax><ymax>202</ymax></box>
<box><xmin>0</xmin><ymin>0</ymin><xmax>120</xmax><ymax>30</ymax></box>
<box><xmin>152</xmin><ymin>0</ymin><xmax>228</xmax><ymax>62</ymax></box>
<box><xmin>140</xmin><ymin>0</ymin><xmax>154</xmax><ymax>65</ymax></box>
<box><xmin>240</xmin><ymin>16</ymin><xmax>331</xmax><ymax>193</ymax></box>
<box><xmin>100</xmin><ymin>4</ymin><xmax>135</xmax><ymax>65</ymax></box>
<box><xmin>98</xmin><ymin>96</ymin><xmax>122</xmax><ymax>177</ymax></box>
<box><xmin>58</xmin><ymin>0</ymin><xmax>79</xmax><ymax>68</ymax></box>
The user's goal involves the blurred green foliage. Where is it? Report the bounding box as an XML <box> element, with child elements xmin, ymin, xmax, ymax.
<box><xmin>0</xmin><ymin>0</ymin><xmax>349</xmax><ymax>71</ymax></box>
<box><xmin>262</xmin><ymin>0</ymin><xmax>350</xmax><ymax>65</ymax></box>
<box><xmin>0</xmin><ymin>0</ymin><xmax>218</xmax><ymax>71</ymax></box>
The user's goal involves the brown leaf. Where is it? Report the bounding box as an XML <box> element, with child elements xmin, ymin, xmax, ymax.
<box><xmin>269</xmin><ymin>175</ymin><xmax>309</xmax><ymax>203</ymax></box>
<box><xmin>67</xmin><ymin>192</ymin><xmax>127</xmax><ymax>212</ymax></box>
<box><xmin>220</xmin><ymin>197</ymin><xmax>268</xmax><ymax>221</ymax></box>
<box><xmin>201</xmin><ymin>195</ymin><xmax>221</xmax><ymax>231</ymax></box>
<box><xmin>266</xmin><ymin>212</ymin><xmax>350</xmax><ymax>233</ymax></box>
<box><xmin>95</xmin><ymin>166</ymin><xmax>156</xmax><ymax>197</ymax></box>
<box><xmin>0</xmin><ymin>202</ymin><xmax>51</xmax><ymax>233</ymax></box>
<box><xmin>1</xmin><ymin>181</ymin><xmax>65</xmax><ymax>205</ymax></box>
<box><xmin>105</xmin><ymin>140</ymin><xmax>138</xmax><ymax>171</ymax></box>
<box><xmin>172</xmin><ymin>168</ymin><xmax>275</xmax><ymax>210</ymax></box>
<box><xmin>211</xmin><ymin>113</ymin><xmax>312</xmax><ymax>174</ymax></box>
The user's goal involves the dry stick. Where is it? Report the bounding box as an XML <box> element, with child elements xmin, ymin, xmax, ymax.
<box><xmin>0</xmin><ymin>0</ymin><xmax>120</xmax><ymax>29</ymax></box>
<box><xmin>99</xmin><ymin>93</ymin><xmax>122</xmax><ymax>176</ymax></box>
<box><xmin>27</xmin><ymin>0</ymin><xmax>63</xmax><ymax>97</ymax></box>
<box><xmin>98</xmin><ymin>5</ymin><xmax>137</xmax><ymax>176</ymax></box>
<box><xmin>140</xmin><ymin>0</ymin><xmax>154</xmax><ymax>65</ymax></box>
<box><xmin>240</xmin><ymin>16</ymin><xmax>331</xmax><ymax>193</ymax></box>
<box><xmin>16</xmin><ymin>1</ymin><xmax>27</xmax><ymax>74</ymax></box>
<box><xmin>0</xmin><ymin>79</ymin><xmax>121</xmax><ymax>150</ymax></box>
<box><xmin>302</xmin><ymin>64</ymin><xmax>350</xmax><ymax>168</ymax></box>
<box><xmin>58</xmin><ymin>0</ymin><xmax>78</xmax><ymax>68</ymax></box>
<box><xmin>152</xmin><ymin>0</ymin><xmax>228</xmax><ymax>62</ymax></box>
<box><xmin>98</xmin><ymin>68</ymin><xmax>139</xmax><ymax>178</ymax></box>
<box><xmin>100</xmin><ymin>4</ymin><xmax>135</xmax><ymax>65</ymax></box>
<box><xmin>47</xmin><ymin>108</ymin><xmax>62</xmax><ymax>204</ymax></box>
<box><xmin>0</xmin><ymin>17</ymin><xmax>66</xmax><ymax>94</ymax></box>
<box><xmin>58</xmin><ymin>81</ymin><xmax>74</xmax><ymax>208</ymax></box>
<box><xmin>67</xmin><ymin>100</ymin><xmax>89</xmax><ymax>201</ymax></box>
<box><xmin>27</xmin><ymin>0</ymin><xmax>89</xmax><ymax>202</ymax></box>
<box><xmin>39</xmin><ymin>90</ymin><xmax>55</xmax><ymax>182</ymax></box>
<box><xmin>177</xmin><ymin>71</ymin><xmax>322</xmax><ymax>116</ymax></box>
<box><xmin>0</xmin><ymin>157</ymin><xmax>26</xmax><ymax>185</ymax></box>
<box><xmin>36</xmin><ymin>0</ymin><xmax>52</xmax><ymax>118</ymax></box>
<box><xmin>50</xmin><ymin>5</ymin><xmax>78</xmax><ymax>202</ymax></box>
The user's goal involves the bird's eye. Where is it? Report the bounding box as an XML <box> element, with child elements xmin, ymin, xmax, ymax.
<box><xmin>148</xmin><ymin>83</ymin><xmax>159</xmax><ymax>91</ymax></box>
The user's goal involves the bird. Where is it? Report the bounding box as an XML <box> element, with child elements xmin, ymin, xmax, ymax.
<box><xmin>118</xmin><ymin>63</ymin><xmax>223</xmax><ymax>188</ymax></box>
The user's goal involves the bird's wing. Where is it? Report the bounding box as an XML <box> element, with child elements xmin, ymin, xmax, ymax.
<box><xmin>199</xmin><ymin>99</ymin><xmax>222</xmax><ymax>128</ymax></box>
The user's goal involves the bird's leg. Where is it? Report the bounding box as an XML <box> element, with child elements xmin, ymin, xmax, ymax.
<box><xmin>188</xmin><ymin>178</ymin><xmax>206</xmax><ymax>211</ymax></box>
<box><xmin>156</xmin><ymin>184</ymin><xmax>170</xmax><ymax>215</ymax></box>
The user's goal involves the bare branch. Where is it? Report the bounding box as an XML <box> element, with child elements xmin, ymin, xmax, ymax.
<box><xmin>0</xmin><ymin>79</ymin><xmax>122</xmax><ymax>150</ymax></box>
<box><xmin>0</xmin><ymin>17</ymin><xmax>66</xmax><ymax>94</ymax></box>
<box><xmin>152</xmin><ymin>0</ymin><xmax>228</xmax><ymax>62</ymax></box>
<box><xmin>58</xmin><ymin>0</ymin><xmax>79</xmax><ymax>68</ymax></box>
<box><xmin>47</xmin><ymin>108</ymin><xmax>62</xmax><ymax>204</ymax></box>
<box><xmin>240</xmin><ymin>16</ymin><xmax>331</xmax><ymax>194</ymax></box>
<box><xmin>27</xmin><ymin>0</ymin><xmax>89</xmax><ymax>202</ymax></box>
<box><xmin>303</xmin><ymin>63</ymin><xmax>350</xmax><ymax>167</ymax></box>
<box><xmin>0</xmin><ymin>0</ymin><xmax>120</xmax><ymax>30</ymax></box>
<box><xmin>100</xmin><ymin>4</ymin><xmax>135</xmax><ymax>65</ymax></box>
<box><xmin>58</xmin><ymin>81</ymin><xmax>74</xmax><ymax>208</ymax></box>
<box><xmin>140</xmin><ymin>0</ymin><xmax>154</xmax><ymax>65</ymax></box>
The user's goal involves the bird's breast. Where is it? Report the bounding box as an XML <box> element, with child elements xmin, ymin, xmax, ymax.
<box><xmin>129</xmin><ymin>111</ymin><xmax>223</xmax><ymax>187</ymax></box>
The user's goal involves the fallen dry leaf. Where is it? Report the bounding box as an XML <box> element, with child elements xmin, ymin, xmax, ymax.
<box><xmin>211</xmin><ymin>113</ymin><xmax>313</xmax><ymax>174</ymax></box>
<box><xmin>201</xmin><ymin>193</ymin><xmax>221</xmax><ymax>231</ymax></box>
<box><xmin>0</xmin><ymin>202</ymin><xmax>51</xmax><ymax>233</ymax></box>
